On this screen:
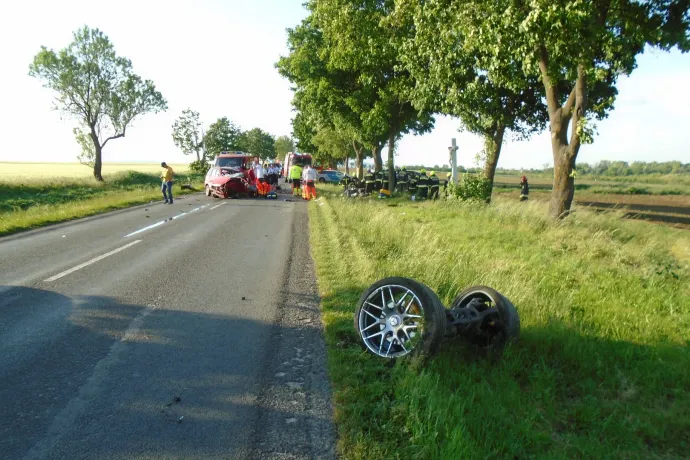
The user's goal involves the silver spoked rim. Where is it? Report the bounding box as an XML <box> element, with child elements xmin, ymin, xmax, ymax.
<box><xmin>358</xmin><ymin>284</ymin><xmax>425</xmax><ymax>358</ymax></box>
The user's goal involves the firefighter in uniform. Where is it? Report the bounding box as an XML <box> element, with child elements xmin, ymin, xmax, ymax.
<box><xmin>341</xmin><ymin>173</ymin><xmax>351</xmax><ymax>188</ymax></box>
<box><xmin>382</xmin><ymin>169</ymin><xmax>390</xmax><ymax>191</ymax></box>
<box><xmin>396</xmin><ymin>167</ymin><xmax>408</xmax><ymax>193</ymax></box>
<box><xmin>416</xmin><ymin>169</ymin><xmax>429</xmax><ymax>200</ymax></box>
<box><xmin>374</xmin><ymin>170</ymin><xmax>383</xmax><ymax>191</ymax></box>
<box><xmin>429</xmin><ymin>171</ymin><xmax>440</xmax><ymax>200</ymax></box>
<box><xmin>364</xmin><ymin>169</ymin><xmax>376</xmax><ymax>194</ymax></box>
<box><xmin>408</xmin><ymin>171</ymin><xmax>418</xmax><ymax>195</ymax></box>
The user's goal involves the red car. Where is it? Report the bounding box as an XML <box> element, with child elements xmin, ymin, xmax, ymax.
<box><xmin>204</xmin><ymin>153</ymin><xmax>257</xmax><ymax>198</ymax></box>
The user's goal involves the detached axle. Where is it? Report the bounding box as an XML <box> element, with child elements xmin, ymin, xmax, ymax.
<box><xmin>354</xmin><ymin>278</ymin><xmax>520</xmax><ymax>359</ymax></box>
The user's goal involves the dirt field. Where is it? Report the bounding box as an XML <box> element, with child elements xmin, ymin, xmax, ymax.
<box><xmin>507</xmin><ymin>190</ymin><xmax>690</xmax><ymax>229</ymax></box>
<box><xmin>0</xmin><ymin>162</ymin><xmax>189</xmax><ymax>180</ymax></box>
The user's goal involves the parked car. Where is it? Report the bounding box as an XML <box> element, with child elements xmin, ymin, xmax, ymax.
<box><xmin>204</xmin><ymin>152</ymin><xmax>256</xmax><ymax>198</ymax></box>
<box><xmin>317</xmin><ymin>170</ymin><xmax>344</xmax><ymax>183</ymax></box>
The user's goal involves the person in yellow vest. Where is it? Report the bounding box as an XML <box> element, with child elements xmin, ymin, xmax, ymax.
<box><xmin>289</xmin><ymin>163</ymin><xmax>303</xmax><ymax>196</ymax></box>
<box><xmin>160</xmin><ymin>162</ymin><xmax>174</xmax><ymax>204</ymax></box>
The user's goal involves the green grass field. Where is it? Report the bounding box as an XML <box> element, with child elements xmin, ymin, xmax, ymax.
<box><xmin>0</xmin><ymin>161</ymin><xmax>189</xmax><ymax>180</ymax></box>
<box><xmin>0</xmin><ymin>163</ymin><xmax>201</xmax><ymax>236</ymax></box>
<box><xmin>309</xmin><ymin>185</ymin><xmax>689</xmax><ymax>459</ymax></box>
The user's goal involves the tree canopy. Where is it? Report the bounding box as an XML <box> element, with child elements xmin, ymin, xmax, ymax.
<box><xmin>171</xmin><ymin>108</ymin><xmax>205</xmax><ymax>163</ymax></box>
<box><xmin>203</xmin><ymin>117</ymin><xmax>242</xmax><ymax>158</ymax></box>
<box><xmin>238</xmin><ymin>127</ymin><xmax>276</xmax><ymax>160</ymax></box>
<box><xmin>29</xmin><ymin>26</ymin><xmax>167</xmax><ymax>181</ymax></box>
<box><xmin>274</xmin><ymin>135</ymin><xmax>295</xmax><ymax>158</ymax></box>
<box><xmin>421</xmin><ymin>0</ymin><xmax>689</xmax><ymax>216</ymax></box>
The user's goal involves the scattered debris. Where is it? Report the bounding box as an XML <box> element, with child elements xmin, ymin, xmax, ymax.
<box><xmin>146</xmin><ymin>216</ymin><xmax>150</xmax><ymax>218</ymax></box>
<box><xmin>61</xmin><ymin>235</ymin><xmax>66</xmax><ymax>238</ymax></box>
<box><xmin>242</xmin><ymin>296</ymin><xmax>246</xmax><ymax>300</ymax></box>
<box><xmin>177</xmin><ymin>416</ymin><xmax>184</xmax><ymax>424</ymax></box>
<box><xmin>285</xmin><ymin>418</ymin><xmax>297</xmax><ymax>424</ymax></box>
<box><xmin>165</xmin><ymin>388</ymin><xmax>187</xmax><ymax>407</ymax></box>
<box><xmin>275</xmin><ymin>372</ymin><xmax>286</xmax><ymax>377</ymax></box>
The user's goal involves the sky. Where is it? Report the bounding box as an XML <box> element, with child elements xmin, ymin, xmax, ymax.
<box><xmin>0</xmin><ymin>0</ymin><xmax>689</xmax><ymax>170</ymax></box>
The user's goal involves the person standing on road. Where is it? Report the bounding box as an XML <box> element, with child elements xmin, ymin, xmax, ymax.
<box><xmin>160</xmin><ymin>162</ymin><xmax>174</xmax><ymax>204</ymax></box>
<box><xmin>267</xmin><ymin>164</ymin><xmax>278</xmax><ymax>192</ymax></box>
<box><xmin>302</xmin><ymin>164</ymin><xmax>317</xmax><ymax>200</ymax></box>
<box><xmin>289</xmin><ymin>162</ymin><xmax>304</xmax><ymax>197</ymax></box>
<box><xmin>253</xmin><ymin>158</ymin><xmax>268</xmax><ymax>196</ymax></box>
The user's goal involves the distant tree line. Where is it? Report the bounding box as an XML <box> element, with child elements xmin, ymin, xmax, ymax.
<box><xmin>171</xmin><ymin>109</ymin><xmax>295</xmax><ymax>173</ymax></box>
<box><xmin>493</xmin><ymin>160</ymin><xmax>690</xmax><ymax>176</ymax></box>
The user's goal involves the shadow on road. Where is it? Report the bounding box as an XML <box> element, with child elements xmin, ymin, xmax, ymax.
<box><xmin>0</xmin><ymin>285</ymin><xmax>329</xmax><ymax>459</ymax></box>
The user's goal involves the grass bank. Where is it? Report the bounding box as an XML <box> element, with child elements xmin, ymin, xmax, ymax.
<box><xmin>309</xmin><ymin>185</ymin><xmax>689</xmax><ymax>459</ymax></box>
<box><xmin>0</xmin><ymin>171</ymin><xmax>203</xmax><ymax>236</ymax></box>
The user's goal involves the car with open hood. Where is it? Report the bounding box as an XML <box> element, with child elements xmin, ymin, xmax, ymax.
<box><xmin>204</xmin><ymin>152</ymin><xmax>257</xmax><ymax>198</ymax></box>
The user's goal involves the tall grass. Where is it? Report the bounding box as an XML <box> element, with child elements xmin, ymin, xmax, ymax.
<box><xmin>0</xmin><ymin>171</ymin><xmax>203</xmax><ymax>236</ymax></box>
<box><xmin>309</xmin><ymin>186</ymin><xmax>689</xmax><ymax>459</ymax></box>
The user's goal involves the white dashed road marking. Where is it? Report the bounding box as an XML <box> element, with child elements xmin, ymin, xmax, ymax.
<box><xmin>210</xmin><ymin>202</ymin><xmax>227</xmax><ymax>210</ymax></box>
<box><xmin>44</xmin><ymin>240</ymin><xmax>143</xmax><ymax>282</ymax></box>
<box><xmin>123</xmin><ymin>204</ymin><xmax>209</xmax><ymax>238</ymax></box>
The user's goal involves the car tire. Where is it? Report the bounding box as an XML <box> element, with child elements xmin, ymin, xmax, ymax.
<box><xmin>319</xmin><ymin>178</ymin><xmax>326</xmax><ymax>183</ymax></box>
<box><xmin>450</xmin><ymin>286</ymin><xmax>520</xmax><ymax>349</ymax></box>
<box><xmin>354</xmin><ymin>277</ymin><xmax>446</xmax><ymax>359</ymax></box>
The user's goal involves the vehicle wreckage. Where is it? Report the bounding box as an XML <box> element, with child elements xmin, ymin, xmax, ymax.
<box><xmin>354</xmin><ymin>277</ymin><xmax>520</xmax><ymax>359</ymax></box>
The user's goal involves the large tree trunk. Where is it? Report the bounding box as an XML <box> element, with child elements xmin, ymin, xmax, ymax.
<box><xmin>483</xmin><ymin>125</ymin><xmax>505</xmax><ymax>203</ymax></box>
<box><xmin>387</xmin><ymin>132</ymin><xmax>396</xmax><ymax>191</ymax></box>
<box><xmin>90</xmin><ymin>129</ymin><xmax>104</xmax><ymax>182</ymax></box>
<box><xmin>93</xmin><ymin>144</ymin><xmax>103</xmax><ymax>181</ymax></box>
<box><xmin>539</xmin><ymin>47</ymin><xmax>586</xmax><ymax>218</ymax></box>
<box><xmin>373</xmin><ymin>145</ymin><xmax>383</xmax><ymax>172</ymax></box>
<box><xmin>345</xmin><ymin>155</ymin><xmax>349</xmax><ymax>175</ymax></box>
<box><xmin>353</xmin><ymin>140</ymin><xmax>363</xmax><ymax>180</ymax></box>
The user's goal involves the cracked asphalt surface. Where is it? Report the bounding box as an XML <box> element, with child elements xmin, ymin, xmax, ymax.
<box><xmin>0</xmin><ymin>192</ymin><xmax>336</xmax><ymax>459</ymax></box>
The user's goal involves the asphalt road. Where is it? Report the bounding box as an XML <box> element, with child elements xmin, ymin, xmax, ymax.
<box><xmin>0</xmin><ymin>193</ymin><xmax>336</xmax><ymax>459</ymax></box>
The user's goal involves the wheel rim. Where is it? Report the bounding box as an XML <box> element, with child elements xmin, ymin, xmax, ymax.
<box><xmin>358</xmin><ymin>284</ymin><xmax>425</xmax><ymax>358</ymax></box>
<box><xmin>453</xmin><ymin>290</ymin><xmax>506</xmax><ymax>347</ymax></box>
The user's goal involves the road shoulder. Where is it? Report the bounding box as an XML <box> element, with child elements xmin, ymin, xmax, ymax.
<box><xmin>247</xmin><ymin>201</ymin><xmax>337</xmax><ymax>459</ymax></box>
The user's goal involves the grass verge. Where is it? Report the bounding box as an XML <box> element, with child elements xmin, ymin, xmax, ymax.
<box><xmin>0</xmin><ymin>171</ymin><xmax>204</xmax><ymax>236</ymax></box>
<box><xmin>309</xmin><ymin>185</ymin><xmax>689</xmax><ymax>459</ymax></box>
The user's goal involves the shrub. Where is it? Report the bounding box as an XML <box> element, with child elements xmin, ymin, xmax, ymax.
<box><xmin>189</xmin><ymin>159</ymin><xmax>210</xmax><ymax>174</ymax></box>
<box><xmin>446</xmin><ymin>174</ymin><xmax>492</xmax><ymax>202</ymax></box>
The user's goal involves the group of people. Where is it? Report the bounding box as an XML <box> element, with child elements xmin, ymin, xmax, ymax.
<box><xmin>288</xmin><ymin>162</ymin><xmax>318</xmax><ymax>200</ymax></box>
<box><xmin>159</xmin><ymin>160</ymin><xmax>529</xmax><ymax>203</ymax></box>
<box><xmin>250</xmin><ymin>158</ymin><xmax>281</xmax><ymax>197</ymax></box>
<box><xmin>341</xmin><ymin>167</ymin><xmax>447</xmax><ymax>200</ymax></box>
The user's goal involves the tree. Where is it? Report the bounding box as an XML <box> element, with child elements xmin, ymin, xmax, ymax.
<box><xmin>276</xmin><ymin>15</ymin><xmax>371</xmax><ymax>179</ymax></box>
<box><xmin>443</xmin><ymin>0</ymin><xmax>690</xmax><ymax>217</ymax></box>
<box><xmin>171</xmin><ymin>109</ymin><xmax>205</xmax><ymax>163</ymax></box>
<box><xmin>311</xmin><ymin>126</ymin><xmax>357</xmax><ymax>171</ymax></box>
<box><xmin>313</xmin><ymin>0</ymin><xmax>435</xmax><ymax>188</ymax></box>
<box><xmin>396</xmin><ymin>0</ymin><xmax>548</xmax><ymax>201</ymax></box>
<box><xmin>238</xmin><ymin>128</ymin><xmax>276</xmax><ymax>160</ymax></box>
<box><xmin>203</xmin><ymin>117</ymin><xmax>242</xmax><ymax>158</ymax></box>
<box><xmin>274</xmin><ymin>135</ymin><xmax>295</xmax><ymax>158</ymax></box>
<box><xmin>29</xmin><ymin>26</ymin><xmax>167</xmax><ymax>181</ymax></box>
